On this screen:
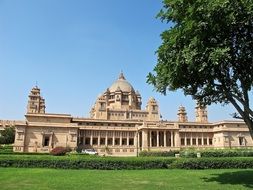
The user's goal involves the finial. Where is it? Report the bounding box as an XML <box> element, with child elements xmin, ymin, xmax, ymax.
<box><xmin>118</xmin><ymin>71</ymin><xmax>125</xmax><ymax>80</ymax></box>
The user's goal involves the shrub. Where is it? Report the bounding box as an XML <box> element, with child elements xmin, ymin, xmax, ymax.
<box><xmin>0</xmin><ymin>144</ymin><xmax>13</xmax><ymax>153</ymax></box>
<box><xmin>170</xmin><ymin>157</ymin><xmax>253</xmax><ymax>169</ymax></box>
<box><xmin>1</xmin><ymin>155</ymin><xmax>253</xmax><ymax>170</ymax></box>
<box><xmin>0</xmin><ymin>127</ymin><xmax>15</xmax><ymax>144</ymax></box>
<box><xmin>50</xmin><ymin>147</ymin><xmax>71</xmax><ymax>156</ymax></box>
<box><xmin>0</xmin><ymin>155</ymin><xmax>176</xmax><ymax>169</ymax></box>
<box><xmin>75</xmin><ymin>146</ymin><xmax>82</xmax><ymax>153</ymax></box>
<box><xmin>180</xmin><ymin>149</ymin><xmax>253</xmax><ymax>158</ymax></box>
<box><xmin>139</xmin><ymin>150</ymin><xmax>179</xmax><ymax>157</ymax></box>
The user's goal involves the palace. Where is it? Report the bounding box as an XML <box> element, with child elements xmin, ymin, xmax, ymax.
<box><xmin>1</xmin><ymin>72</ymin><xmax>253</xmax><ymax>156</ymax></box>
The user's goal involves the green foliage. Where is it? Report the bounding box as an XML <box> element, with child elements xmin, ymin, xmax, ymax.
<box><xmin>139</xmin><ymin>150</ymin><xmax>179</xmax><ymax>157</ymax></box>
<box><xmin>180</xmin><ymin>149</ymin><xmax>253</xmax><ymax>158</ymax></box>
<box><xmin>139</xmin><ymin>149</ymin><xmax>253</xmax><ymax>158</ymax></box>
<box><xmin>0</xmin><ymin>127</ymin><xmax>15</xmax><ymax>144</ymax></box>
<box><xmin>170</xmin><ymin>157</ymin><xmax>253</xmax><ymax>169</ymax></box>
<box><xmin>0</xmin><ymin>145</ymin><xmax>13</xmax><ymax>153</ymax></box>
<box><xmin>1</xmin><ymin>154</ymin><xmax>253</xmax><ymax>170</ymax></box>
<box><xmin>0</xmin><ymin>155</ymin><xmax>175</xmax><ymax>169</ymax></box>
<box><xmin>75</xmin><ymin>146</ymin><xmax>82</xmax><ymax>153</ymax></box>
<box><xmin>148</xmin><ymin>0</ymin><xmax>253</xmax><ymax>133</ymax></box>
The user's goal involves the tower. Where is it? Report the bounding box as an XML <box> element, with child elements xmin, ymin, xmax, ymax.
<box><xmin>27</xmin><ymin>86</ymin><xmax>46</xmax><ymax>114</ymax></box>
<box><xmin>195</xmin><ymin>102</ymin><xmax>208</xmax><ymax>123</ymax></box>
<box><xmin>146</xmin><ymin>97</ymin><xmax>160</xmax><ymax>121</ymax></box>
<box><xmin>177</xmin><ymin>105</ymin><xmax>188</xmax><ymax>122</ymax></box>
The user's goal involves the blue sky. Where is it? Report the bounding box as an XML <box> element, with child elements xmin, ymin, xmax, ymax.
<box><xmin>0</xmin><ymin>0</ymin><xmax>237</xmax><ymax>121</ymax></box>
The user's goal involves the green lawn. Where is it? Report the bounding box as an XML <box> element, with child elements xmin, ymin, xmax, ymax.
<box><xmin>0</xmin><ymin>168</ymin><xmax>253</xmax><ymax>190</ymax></box>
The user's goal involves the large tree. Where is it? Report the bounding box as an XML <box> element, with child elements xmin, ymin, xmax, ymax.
<box><xmin>0</xmin><ymin>127</ymin><xmax>15</xmax><ymax>144</ymax></box>
<box><xmin>148</xmin><ymin>0</ymin><xmax>253</xmax><ymax>138</ymax></box>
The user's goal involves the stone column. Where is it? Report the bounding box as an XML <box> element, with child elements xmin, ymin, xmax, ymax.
<box><xmin>120</xmin><ymin>131</ymin><xmax>122</xmax><ymax>146</ymax></box>
<box><xmin>149</xmin><ymin>131</ymin><xmax>152</xmax><ymax>147</ymax></box>
<box><xmin>157</xmin><ymin>131</ymin><xmax>159</xmax><ymax>147</ymax></box>
<box><xmin>137</xmin><ymin>132</ymin><xmax>140</xmax><ymax>148</ymax></box>
<box><xmin>190</xmin><ymin>133</ymin><xmax>193</xmax><ymax>146</ymax></box>
<box><xmin>171</xmin><ymin>131</ymin><xmax>174</xmax><ymax>147</ymax></box>
<box><xmin>174</xmin><ymin>130</ymin><xmax>180</xmax><ymax>147</ymax></box>
<box><xmin>184</xmin><ymin>133</ymin><xmax>187</xmax><ymax>146</ymax></box>
<box><xmin>127</xmin><ymin>132</ymin><xmax>129</xmax><ymax>146</ymax></box>
<box><xmin>196</xmin><ymin>136</ymin><xmax>199</xmax><ymax>146</ymax></box>
<box><xmin>90</xmin><ymin>131</ymin><xmax>93</xmax><ymax>146</ymax></box>
<box><xmin>142</xmin><ymin>130</ymin><xmax>148</xmax><ymax>150</ymax></box>
<box><xmin>202</xmin><ymin>133</ymin><xmax>204</xmax><ymax>146</ymax></box>
<box><xmin>112</xmin><ymin>131</ymin><xmax>115</xmax><ymax>146</ymax></box>
<box><xmin>105</xmin><ymin>131</ymin><xmax>108</xmax><ymax>146</ymax></box>
<box><xmin>134</xmin><ymin>131</ymin><xmax>137</xmax><ymax>146</ymax></box>
<box><xmin>49</xmin><ymin>135</ymin><xmax>53</xmax><ymax>149</ymax></box>
<box><xmin>164</xmin><ymin>131</ymin><xmax>167</xmax><ymax>147</ymax></box>
<box><xmin>98</xmin><ymin>131</ymin><xmax>101</xmax><ymax>146</ymax></box>
<box><xmin>207</xmin><ymin>136</ymin><xmax>210</xmax><ymax>146</ymax></box>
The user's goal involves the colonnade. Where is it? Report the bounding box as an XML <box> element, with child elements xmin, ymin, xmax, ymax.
<box><xmin>180</xmin><ymin>132</ymin><xmax>212</xmax><ymax>146</ymax></box>
<box><xmin>80</xmin><ymin>130</ymin><xmax>214</xmax><ymax>149</ymax></box>
<box><xmin>140</xmin><ymin>130</ymin><xmax>180</xmax><ymax>149</ymax></box>
<box><xmin>80</xmin><ymin>130</ymin><xmax>136</xmax><ymax>147</ymax></box>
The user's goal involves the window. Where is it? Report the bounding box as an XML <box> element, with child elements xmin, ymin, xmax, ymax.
<box><xmin>209</xmin><ymin>138</ymin><xmax>213</xmax><ymax>145</ymax></box>
<box><xmin>92</xmin><ymin>138</ymin><xmax>98</xmax><ymax>145</ymax></box>
<box><xmin>107</xmin><ymin>138</ymin><xmax>113</xmax><ymax>145</ymax></box>
<box><xmin>129</xmin><ymin>138</ymin><xmax>134</xmax><ymax>146</ymax></box>
<box><xmin>122</xmin><ymin>138</ymin><xmax>127</xmax><ymax>145</ymax></box>
<box><xmin>192</xmin><ymin>138</ymin><xmax>196</xmax><ymax>145</ymax></box>
<box><xmin>123</xmin><ymin>95</ymin><xmax>128</xmax><ymax>100</ymax></box>
<box><xmin>239</xmin><ymin>137</ymin><xmax>244</xmax><ymax>146</ymax></box>
<box><xmin>114</xmin><ymin>138</ymin><xmax>120</xmax><ymax>145</ymax></box>
<box><xmin>85</xmin><ymin>138</ymin><xmax>90</xmax><ymax>145</ymax></box>
<box><xmin>187</xmin><ymin>138</ymin><xmax>191</xmax><ymax>145</ymax></box>
<box><xmin>100</xmin><ymin>138</ymin><xmax>105</xmax><ymax>145</ymax></box>
<box><xmin>198</xmin><ymin>139</ymin><xmax>202</xmax><ymax>145</ymax></box>
<box><xmin>100</xmin><ymin>103</ymin><xmax>106</xmax><ymax>110</ymax></box>
<box><xmin>181</xmin><ymin>138</ymin><xmax>185</xmax><ymax>146</ymax></box>
<box><xmin>79</xmin><ymin>137</ymin><xmax>84</xmax><ymax>145</ymax></box>
<box><xmin>43</xmin><ymin>136</ymin><xmax>50</xmax><ymax>147</ymax></box>
<box><xmin>203</xmin><ymin>138</ymin><xmax>207</xmax><ymax>145</ymax></box>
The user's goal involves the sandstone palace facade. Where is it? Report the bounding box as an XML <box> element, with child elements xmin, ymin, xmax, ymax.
<box><xmin>1</xmin><ymin>73</ymin><xmax>253</xmax><ymax>156</ymax></box>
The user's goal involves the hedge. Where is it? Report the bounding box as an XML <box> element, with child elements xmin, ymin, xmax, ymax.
<box><xmin>0</xmin><ymin>145</ymin><xmax>13</xmax><ymax>154</ymax></box>
<box><xmin>0</xmin><ymin>155</ymin><xmax>175</xmax><ymax>170</ymax></box>
<box><xmin>139</xmin><ymin>150</ymin><xmax>179</xmax><ymax>157</ymax></box>
<box><xmin>1</xmin><ymin>154</ymin><xmax>253</xmax><ymax>170</ymax></box>
<box><xmin>170</xmin><ymin>157</ymin><xmax>253</xmax><ymax>169</ymax></box>
<box><xmin>139</xmin><ymin>149</ymin><xmax>253</xmax><ymax>158</ymax></box>
<box><xmin>180</xmin><ymin>149</ymin><xmax>253</xmax><ymax>158</ymax></box>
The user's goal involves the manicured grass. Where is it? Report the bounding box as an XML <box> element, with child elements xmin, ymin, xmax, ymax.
<box><xmin>0</xmin><ymin>168</ymin><xmax>253</xmax><ymax>190</ymax></box>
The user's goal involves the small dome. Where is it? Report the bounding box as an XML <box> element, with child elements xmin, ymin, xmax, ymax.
<box><xmin>109</xmin><ymin>72</ymin><xmax>134</xmax><ymax>93</ymax></box>
<box><xmin>178</xmin><ymin>105</ymin><xmax>186</xmax><ymax>111</ymax></box>
<box><xmin>148</xmin><ymin>97</ymin><xmax>156</xmax><ymax>102</ymax></box>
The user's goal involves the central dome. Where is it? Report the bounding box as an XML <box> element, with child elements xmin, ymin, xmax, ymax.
<box><xmin>109</xmin><ymin>72</ymin><xmax>134</xmax><ymax>92</ymax></box>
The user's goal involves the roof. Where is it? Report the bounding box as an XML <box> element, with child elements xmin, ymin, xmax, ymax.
<box><xmin>109</xmin><ymin>72</ymin><xmax>134</xmax><ymax>93</ymax></box>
